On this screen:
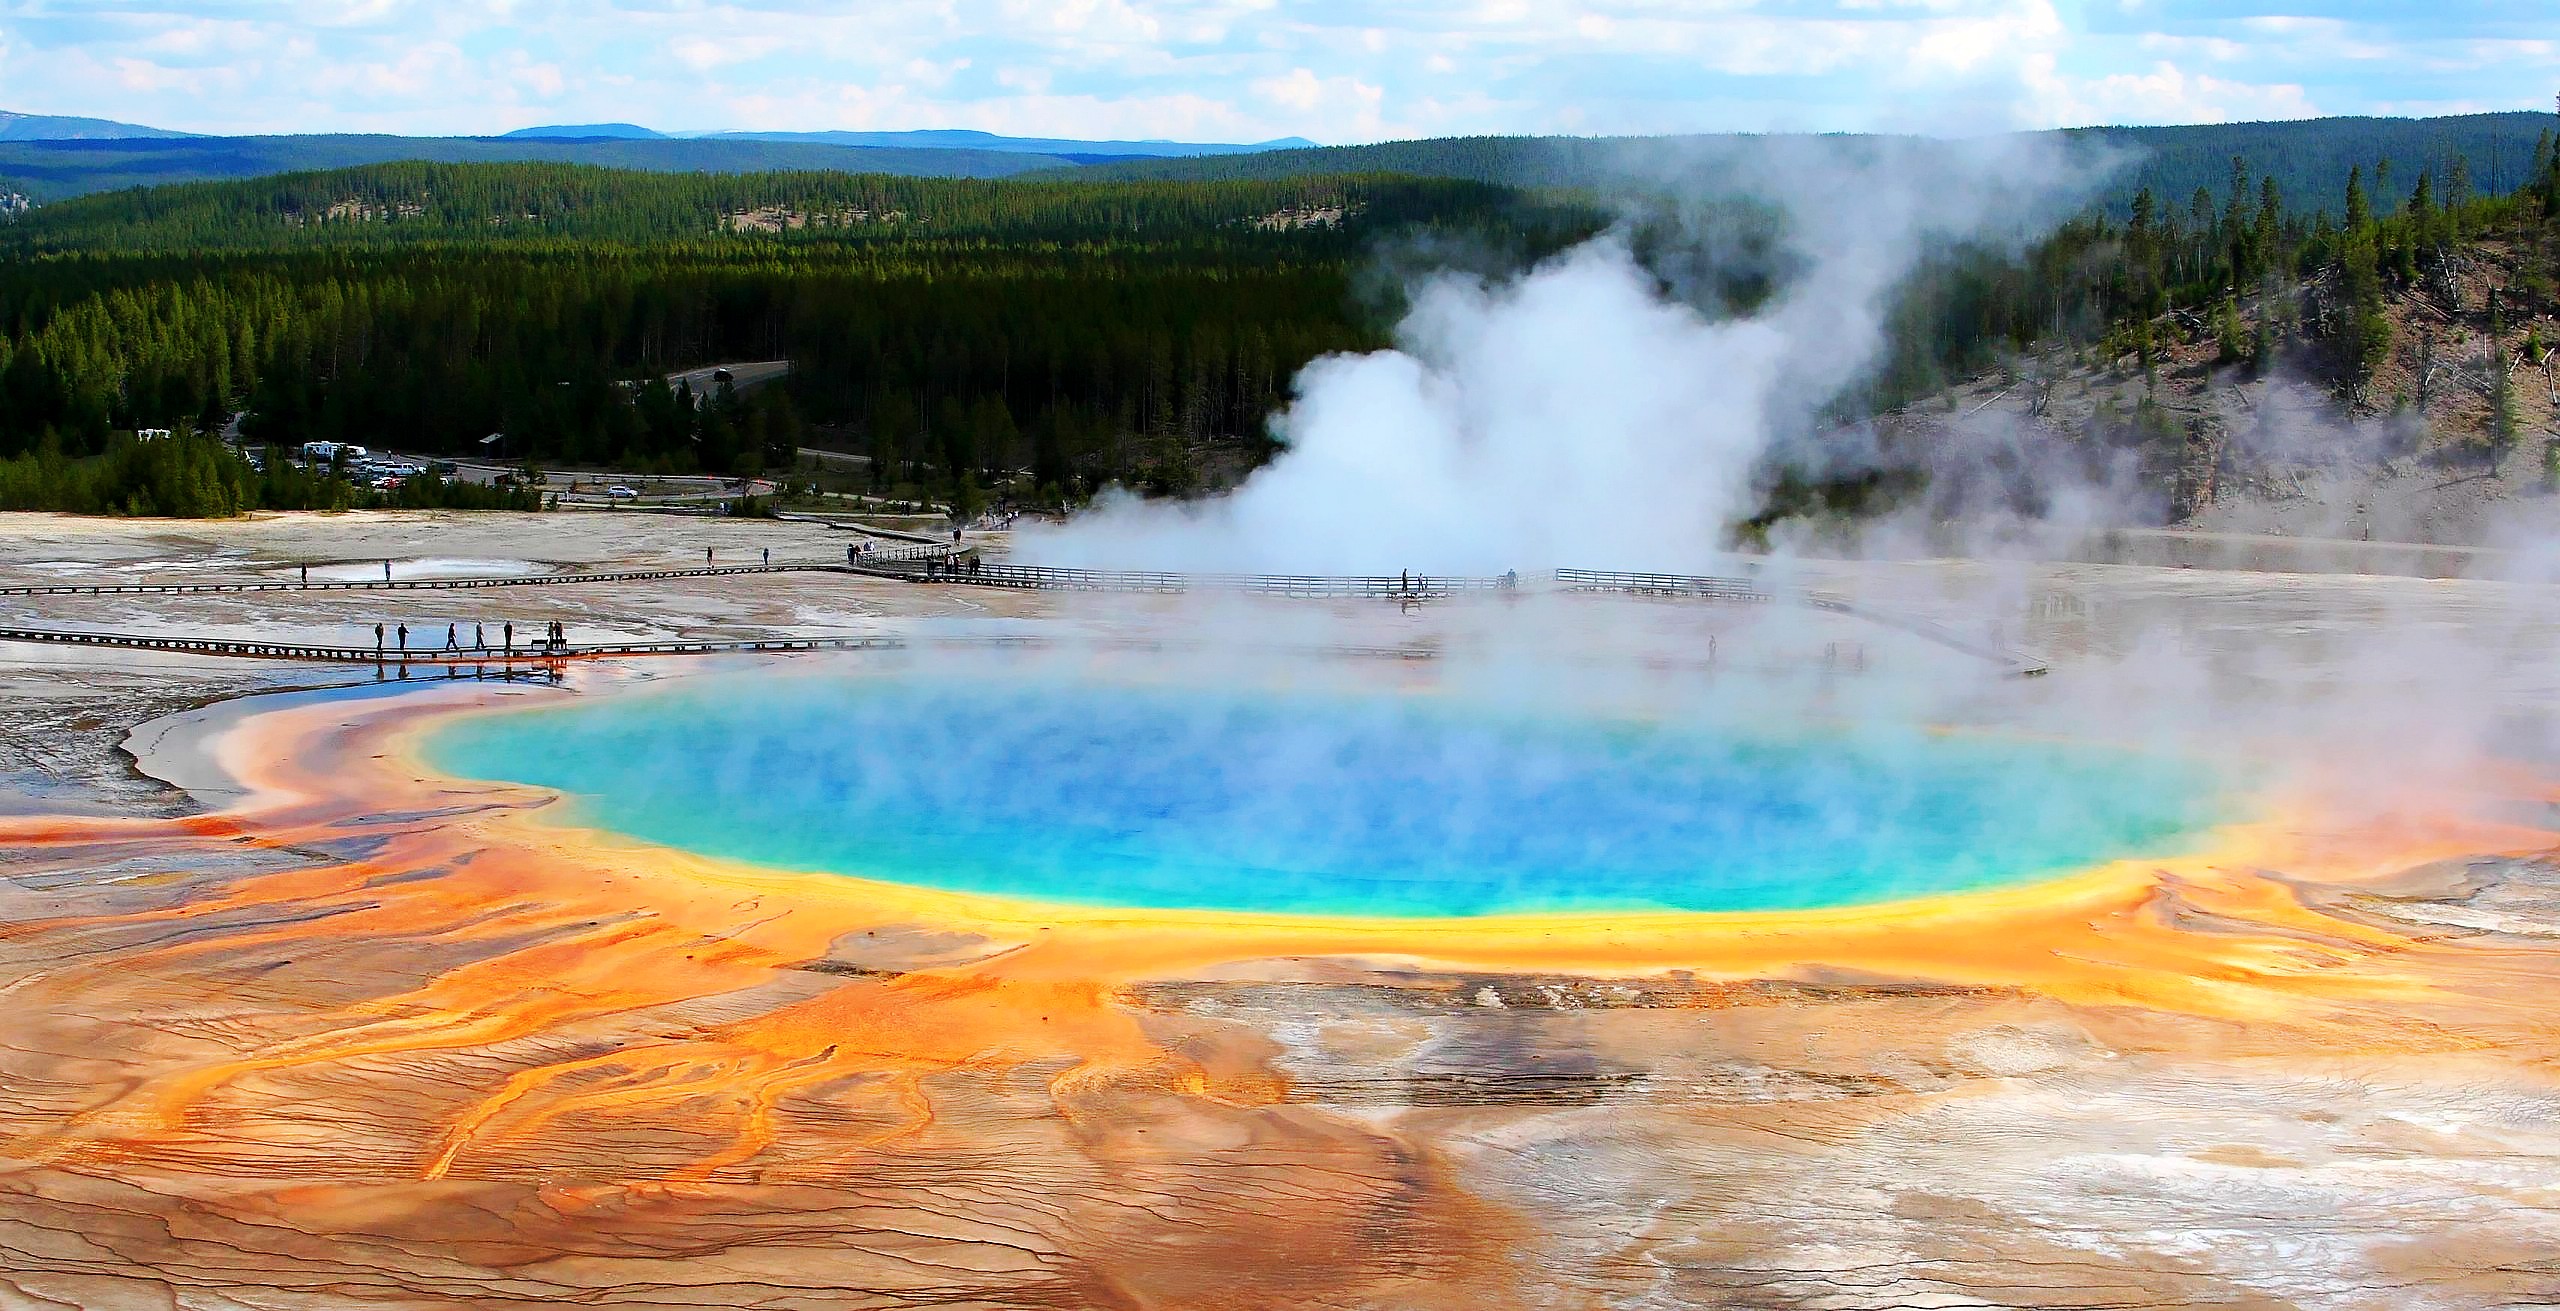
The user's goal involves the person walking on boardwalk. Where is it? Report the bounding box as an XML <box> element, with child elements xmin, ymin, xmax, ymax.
<box><xmin>301</xmin><ymin>564</ymin><xmax>309</xmax><ymax>585</ymax></box>
<box><xmin>474</xmin><ymin>622</ymin><xmax>485</xmax><ymax>650</ymax></box>
<box><xmin>444</xmin><ymin>624</ymin><xmax>458</xmax><ymax>651</ymax></box>
<box><xmin>383</xmin><ymin>560</ymin><xmax>392</xmax><ymax>582</ymax></box>
<box><xmin>396</xmin><ymin>624</ymin><xmax>408</xmax><ymax>652</ymax></box>
<box><xmin>848</xmin><ymin>543</ymin><xmax>857</xmax><ymax>565</ymax></box>
<box><xmin>374</xmin><ymin>623</ymin><xmax>384</xmax><ymax>656</ymax></box>
<box><xmin>503</xmin><ymin>621</ymin><xmax>513</xmax><ymax>655</ymax></box>
<box><xmin>707</xmin><ymin>547</ymin><xmax>715</xmax><ymax>565</ymax></box>
<box><xmin>762</xmin><ymin>547</ymin><xmax>770</xmax><ymax>566</ymax></box>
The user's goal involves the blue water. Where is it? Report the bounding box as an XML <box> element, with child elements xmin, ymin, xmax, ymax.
<box><xmin>421</xmin><ymin>674</ymin><xmax>2226</xmax><ymax>917</ymax></box>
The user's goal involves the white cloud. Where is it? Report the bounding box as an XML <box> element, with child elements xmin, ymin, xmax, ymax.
<box><xmin>2023</xmin><ymin>56</ymin><xmax>2318</xmax><ymax>127</ymax></box>
<box><xmin>669</xmin><ymin>35</ymin><xmax>788</xmax><ymax>73</ymax></box>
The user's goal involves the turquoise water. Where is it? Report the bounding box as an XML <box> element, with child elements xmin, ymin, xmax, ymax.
<box><xmin>421</xmin><ymin>674</ymin><xmax>2225</xmax><ymax>917</ymax></box>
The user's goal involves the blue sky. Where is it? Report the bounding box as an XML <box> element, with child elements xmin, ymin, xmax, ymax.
<box><xmin>0</xmin><ymin>1</ymin><xmax>2551</xmax><ymax>143</ymax></box>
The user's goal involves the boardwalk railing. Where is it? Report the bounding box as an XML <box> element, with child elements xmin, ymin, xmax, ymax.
<box><xmin>0</xmin><ymin>625</ymin><xmax>917</xmax><ymax>665</ymax></box>
<box><xmin>0</xmin><ymin>563</ymin><xmax>861</xmax><ymax>598</ymax></box>
<box><xmin>1552</xmin><ymin>568</ymin><xmax>1771</xmax><ymax>603</ymax></box>
<box><xmin>851</xmin><ymin>557</ymin><xmax>1518</xmax><ymax>598</ymax></box>
<box><xmin>0</xmin><ymin>626</ymin><xmax>1448</xmax><ymax>669</ymax></box>
<box><xmin>1554</xmin><ymin>566</ymin><xmax>2044</xmax><ymax>676</ymax></box>
<box><xmin>1</xmin><ymin>552</ymin><xmax>2045</xmax><ymax>676</ymax></box>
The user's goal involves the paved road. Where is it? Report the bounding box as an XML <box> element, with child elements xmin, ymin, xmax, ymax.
<box><xmin>667</xmin><ymin>360</ymin><xmax>791</xmax><ymax>402</ymax></box>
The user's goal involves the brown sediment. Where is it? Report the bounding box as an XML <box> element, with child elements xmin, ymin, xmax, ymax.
<box><xmin>3</xmin><ymin>680</ymin><xmax>2558</xmax><ymax>1308</ymax></box>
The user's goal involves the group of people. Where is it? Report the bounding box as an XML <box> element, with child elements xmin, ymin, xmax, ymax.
<box><xmin>373</xmin><ymin>619</ymin><xmax>570</xmax><ymax>659</ymax></box>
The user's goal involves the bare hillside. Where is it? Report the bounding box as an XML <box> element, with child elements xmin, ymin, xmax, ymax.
<box><xmin>1886</xmin><ymin>223</ymin><xmax>2560</xmax><ymax>547</ymax></box>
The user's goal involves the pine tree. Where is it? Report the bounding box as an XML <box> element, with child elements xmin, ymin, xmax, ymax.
<box><xmin>2331</xmin><ymin>166</ymin><xmax>2391</xmax><ymax>386</ymax></box>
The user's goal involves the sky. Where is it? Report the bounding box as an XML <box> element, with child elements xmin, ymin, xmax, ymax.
<box><xmin>0</xmin><ymin>1</ymin><xmax>2552</xmax><ymax>144</ymax></box>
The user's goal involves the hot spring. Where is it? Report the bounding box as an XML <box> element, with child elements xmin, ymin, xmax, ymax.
<box><xmin>421</xmin><ymin>671</ymin><xmax>2228</xmax><ymax>917</ymax></box>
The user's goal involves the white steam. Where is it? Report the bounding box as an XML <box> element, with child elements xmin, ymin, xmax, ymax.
<box><xmin>1020</xmin><ymin>138</ymin><xmax>2102</xmax><ymax>574</ymax></box>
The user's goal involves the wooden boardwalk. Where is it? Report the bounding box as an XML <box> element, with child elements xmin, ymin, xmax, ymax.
<box><xmin>1</xmin><ymin>552</ymin><xmax>2045</xmax><ymax>676</ymax></box>
<box><xmin>0</xmin><ymin>564</ymin><xmax>846</xmax><ymax>598</ymax></box>
<box><xmin>0</xmin><ymin>626</ymin><xmax>1467</xmax><ymax>671</ymax></box>
<box><xmin>1552</xmin><ymin>567</ymin><xmax>2046</xmax><ymax>675</ymax></box>
<box><xmin>0</xmin><ymin>545</ymin><xmax>949</xmax><ymax>599</ymax></box>
<box><xmin>846</xmin><ymin>557</ymin><xmax>1516</xmax><ymax>599</ymax></box>
<box><xmin>0</xmin><ymin>625</ymin><xmax>915</xmax><ymax>665</ymax></box>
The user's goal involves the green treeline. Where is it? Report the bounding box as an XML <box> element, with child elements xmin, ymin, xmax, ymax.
<box><xmin>2</xmin><ymin>162</ymin><xmax>1585</xmax><ymax>252</ymax></box>
<box><xmin>1073</xmin><ymin>112</ymin><xmax>2560</xmax><ymax>221</ymax></box>
<box><xmin>3</xmin><ymin>141</ymin><xmax>2557</xmax><ymax>520</ymax></box>
<box><xmin>0</xmin><ymin>432</ymin><xmax>542</xmax><ymax>516</ymax></box>
<box><xmin>1877</xmin><ymin>131</ymin><xmax>2560</xmax><ymax>401</ymax></box>
<box><xmin>1</xmin><ymin>165</ymin><xmax>1599</xmax><ymax>504</ymax></box>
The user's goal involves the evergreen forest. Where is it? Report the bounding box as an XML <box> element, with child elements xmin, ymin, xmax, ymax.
<box><xmin>1</xmin><ymin>125</ymin><xmax>2556</xmax><ymax>519</ymax></box>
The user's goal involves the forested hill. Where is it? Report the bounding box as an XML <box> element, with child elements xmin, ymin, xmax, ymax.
<box><xmin>0</xmin><ymin>163</ymin><xmax>1578</xmax><ymax>254</ymax></box>
<box><xmin>0</xmin><ymin>134</ymin><xmax>1068</xmax><ymax>204</ymax></box>
<box><xmin>0</xmin><ymin>164</ymin><xmax>1609</xmax><ymax>511</ymax></box>
<box><xmin>1066</xmin><ymin>112</ymin><xmax>2560</xmax><ymax>220</ymax></box>
<box><xmin>4</xmin><ymin>146</ymin><xmax>2552</xmax><ymax>524</ymax></box>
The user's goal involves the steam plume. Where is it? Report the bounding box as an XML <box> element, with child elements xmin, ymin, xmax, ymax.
<box><xmin>1020</xmin><ymin>137</ymin><xmax>2104</xmax><ymax>574</ymax></box>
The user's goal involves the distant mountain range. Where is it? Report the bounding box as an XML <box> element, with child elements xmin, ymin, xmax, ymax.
<box><xmin>3</xmin><ymin>108</ymin><xmax>2554</xmax><ymax>221</ymax></box>
<box><xmin>0</xmin><ymin>110</ymin><xmax>193</xmax><ymax>143</ymax></box>
<box><xmin>688</xmin><ymin>129</ymin><xmax>1317</xmax><ymax>158</ymax></box>
<box><xmin>0</xmin><ymin>134</ymin><xmax>1075</xmax><ymax>200</ymax></box>
<box><xmin>499</xmin><ymin>123</ymin><xmax>663</xmax><ymax>141</ymax></box>
<box><xmin>502</xmin><ymin>123</ymin><xmax>1316</xmax><ymax>158</ymax></box>
<box><xmin>0</xmin><ymin>112</ymin><xmax>1321</xmax><ymax>201</ymax></box>
<box><xmin>1074</xmin><ymin>112</ymin><xmax>2560</xmax><ymax>219</ymax></box>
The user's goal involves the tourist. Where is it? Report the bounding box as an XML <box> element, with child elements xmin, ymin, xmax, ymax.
<box><xmin>300</xmin><ymin>564</ymin><xmax>309</xmax><ymax>585</ymax></box>
<box><xmin>383</xmin><ymin>560</ymin><xmax>392</xmax><ymax>582</ymax></box>
<box><xmin>374</xmin><ymin>622</ymin><xmax>384</xmax><ymax>654</ymax></box>
<box><xmin>396</xmin><ymin>623</ymin><xmax>408</xmax><ymax>651</ymax></box>
<box><xmin>707</xmin><ymin>547</ymin><xmax>715</xmax><ymax>564</ymax></box>
<box><xmin>503</xmin><ymin>621</ymin><xmax>513</xmax><ymax>654</ymax></box>
<box><xmin>444</xmin><ymin>624</ymin><xmax>458</xmax><ymax>651</ymax></box>
<box><xmin>473</xmin><ymin>622</ymin><xmax>484</xmax><ymax>650</ymax></box>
